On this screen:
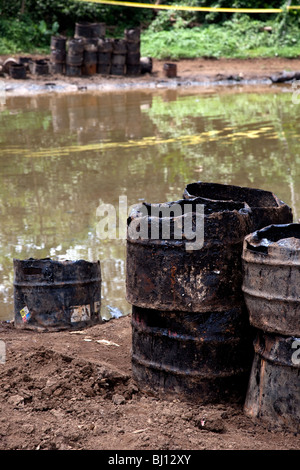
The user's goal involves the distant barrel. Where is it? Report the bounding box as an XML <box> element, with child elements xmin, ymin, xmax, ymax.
<box><xmin>14</xmin><ymin>258</ymin><xmax>101</xmax><ymax>331</ymax></box>
<box><xmin>75</xmin><ymin>22</ymin><xmax>105</xmax><ymax>39</ymax></box>
<box><xmin>9</xmin><ymin>63</ymin><xmax>26</xmax><ymax>79</ymax></box>
<box><xmin>111</xmin><ymin>39</ymin><xmax>127</xmax><ymax>75</ymax></box>
<box><xmin>51</xmin><ymin>35</ymin><xmax>66</xmax><ymax>51</ymax></box>
<box><xmin>163</xmin><ymin>63</ymin><xmax>177</xmax><ymax>78</ymax></box>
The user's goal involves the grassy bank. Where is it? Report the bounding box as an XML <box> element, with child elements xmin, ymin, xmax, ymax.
<box><xmin>1</xmin><ymin>15</ymin><xmax>300</xmax><ymax>60</ymax></box>
<box><xmin>141</xmin><ymin>16</ymin><xmax>300</xmax><ymax>60</ymax></box>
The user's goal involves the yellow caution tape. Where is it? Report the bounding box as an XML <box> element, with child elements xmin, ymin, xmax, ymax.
<box><xmin>75</xmin><ymin>0</ymin><xmax>300</xmax><ymax>14</ymax></box>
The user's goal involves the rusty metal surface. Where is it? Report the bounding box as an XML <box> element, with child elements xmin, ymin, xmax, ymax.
<box><xmin>13</xmin><ymin>258</ymin><xmax>101</xmax><ymax>331</ymax></box>
<box><xmin>183</xmin><ymin>181</ymin><xmax>293</xmax><ymax>231</ymax></box>
<box><xmin>126</xmin><ymin>184</ymin><xmax>294</xmax><ymax>403</ymax></box>
<box><xmin>242</xmin><ymin>223</ymin><xmax>300</xmax><ymax>336</ymax></box>
<box><xmin>126</xmin><ymin>198</ymin><xmax>252</xmax><ymax>312</ymax></box>
<box><xmin>244</xmin><ymin>331</ymin><xmax>300</xmax><ymax>432</ymax></box>
<box><xmin>132</xmin><ymin>305</ymin><xmax>253</xmax><ymax>403</ymax></box>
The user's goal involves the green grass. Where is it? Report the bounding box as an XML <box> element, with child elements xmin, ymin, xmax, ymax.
<box><xmin>141</xmin><ymin>17</ymin><xmax>300</xmax><ymax>60</ymax></box>
<box><xmin>1</xmin><ymin>14</ymin><xmax>300</xmax><ymax>60</ymax></box>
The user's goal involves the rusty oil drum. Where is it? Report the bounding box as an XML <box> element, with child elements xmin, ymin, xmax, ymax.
<box><xmin>242</xmin><ymin>224</ymin><xmax>300</xmax><ymax>431</ymax></box>
<box><xmin>127</xmin><ymin>198</ymin><xmax>253</xmax><ymax>313</ymax></box>
<box><xmin>13</xmin><ymin>258</ymin><xmax>101</xmax><ymax>331</ymax></box>
<box><xmin>127</xmin><ymin>198</ymin><xmax>255</xmax><ymax>403</ymax></box>
<box><xmin>244</xmin><ymin>331</ymin><xmax>300</xmax><ymax>432</ymax></box>
<box><xmin>242</xmin><ymin>223</ymin><xmax>300</xmax><ymax>336</ymax></box>
<box><xmin>183</xmin><ymin>181</ymin><xmax>293</xmax><ymax>231</ymax></box>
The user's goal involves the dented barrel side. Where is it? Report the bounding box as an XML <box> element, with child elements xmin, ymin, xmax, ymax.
<box><xmin>13</xmin><ymin>258</ymin><xmax>101</xmax><ymax>331</ymax></box>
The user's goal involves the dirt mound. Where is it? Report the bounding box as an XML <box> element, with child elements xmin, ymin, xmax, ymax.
<box><xmin>0</xmin><ymin>316</ymin><xmax>298</xmax><ymax>451</ymax></box>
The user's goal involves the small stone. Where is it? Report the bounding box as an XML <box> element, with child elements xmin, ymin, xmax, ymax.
<box><xmin>8</xmin><ymin>394</ymin><xmax>24</xmax><ymax>407</ymax></box>
<box><xmin>112</xmin><ymin>393</ymin><xmax>125</xmax><ymax>405</ymax></box>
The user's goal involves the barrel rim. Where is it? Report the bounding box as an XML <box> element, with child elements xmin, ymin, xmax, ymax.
<box><xmin>242</xmin><ymin>223</ymin><xmax>300</xmax><ymax>263</ymax></box>
<box><xmin>183</xmin><ymin>180</ymin><xmax>290</xmax><ymax>210</ymax></box>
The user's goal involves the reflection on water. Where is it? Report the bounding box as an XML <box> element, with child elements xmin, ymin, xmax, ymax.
<box><xmin>0</xmin><ymin>86</ymin><xmax>299</xmax><ymax>321</ymax></box>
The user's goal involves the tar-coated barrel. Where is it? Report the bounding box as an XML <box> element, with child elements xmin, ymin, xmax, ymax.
<box><xmin>75</xmin><ymin>22</ymin><xmax>105</xmax><ymax>39</ymax></box>
<box><xmin>51</xmin><ymin>35</ymin><xmax>66</xmax><ymax>51</ymax></box>
<box><xmin>132</xmin><ymin>304</ymin><xmax>253</xmax><ymax>403</ymax></box>
<box><xmin>243</xmin><ymin>331</ymin><xmax>300</xmax><ymax>432</ymax></box>
<box><xmin>127</xmin><ymin>198</ymin><xmax>254</xmax><ymax>403</ymax></box>
<box><xmin>242</xmin><ymin>223</ymin><xmax>300</xmax><ymax>337</ymax></box>
<box><xmin>183</xmin><ymin>181</ymin><xmax>293</xmax><ymax>231</ymax></box>
<box><xmin>126</xmin><ymin>198</ymin><xmax>253</xmax><ymax>313</ymax></box>
<box><xmin>9</xmin><ymin>63</ymin><xmax>26</xmax><ymax>79</ymax></box>
<box><xmin>31</xmin><ymin>59</ymin><xmax>49</xmax><ymax>75</ymax></box>
<box><xmin>163</xmin><ymin>63</ymin><xmax>177</xmax><ymax>78</ymax></box>
<box><xmin>13</xmin><ymin>258</ymin><xmax>101</xmax><ymax>331</ymax></box>
<box><xmin>242</xmin><ymin>223</ymin><xmax>300</xmax><ymax>431</ymax></box>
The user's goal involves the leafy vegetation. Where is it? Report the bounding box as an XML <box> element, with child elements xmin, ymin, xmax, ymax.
<box><xmin>0</xmin><ymin>0</ymin><xmax>299</xmax><ymax>58</ymax></box>
<box><xmin>142</xmin><ymin>15</ymin><xmax>300</xmax><ymax>59</ymax></box>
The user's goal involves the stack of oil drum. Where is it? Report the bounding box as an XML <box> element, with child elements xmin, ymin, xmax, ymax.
<box><xmin>50</xmin><ymin>35</ymin><xmax>66</xmax><ymax>74</ymax></box>
<box><xmin>66</xmin><ymin>38</ymin><xmax>84</xmax><ymax>77</ymax></box>
<box><xmin>97</xmin><ymin>38</ymin><xmax>113</xmax><ymax>75</ymax></box>
<box><xmin>49</xmin><ymin>24</ymin><xmax>143</xmax><ymax>77</ymax></box>
<box><xmin>125</xmin><ymin>28</ymin><xmax>141</xmax><ymax>76</ymax></box>
<box><xmin>111</xmin><ymin>39</ymin><xmax>127</xmax><ymax>76</ymax></box>
<box><xmin>126</xmin><ymin>182</ymin><xmax>293</xmax><ymax>406</ymax></box>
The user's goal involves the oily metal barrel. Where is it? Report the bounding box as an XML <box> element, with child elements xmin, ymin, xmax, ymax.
<box><xmin>111</xmin><ymin>39</ymin><xmax>127</xmax><ymax>75</ymax></box>
<box><xmin>242</xmin><ymin>224</ymin><xmax>300</xmax><ymax>431</ymax></box>
<box><xmin>31</xmin><ymin>59</ymin><xmax>49</xmax><ymax>76</ymax></box>
<box><xmin>242</xmin><ymin>223</ymin><xmax>300</xmax><ymax>336</ymax></box>
<box><xmin>127</xmin><ymin>198</ymin><xmax>255</xmax><ymax>403</ymax></box>
<box><xmin>13</xmin><ymin>258</ymin><xmax>101</xmax><ymax>331</ymax></box>
<box><xmin>127</xmin><ymin>198</ymin><xmax>253</xmax><ymax>313</ymax></box>
<box><xmin>132</xmin><ymin>305</ymin><xmax>253</xmax><ymax>403</ymax></box>
<box><xmin>50</xmin><ymin>36</ymin><xmax>66</xmax><ymax>72</ymax></box>
<box><xmin>183</xmin><ymin>181</ymin><xmax>293</xmax><ymax>231</ymax></box>
<box><xmin>75</xmin><ymin>22</ymin><xmax>105</xmax><ymax>39</ymax></box>
<box><xmin>243</xmin><ymin>331</ymin><xmax>300</xmax><ymax>432</ymax></box>
<box><xmin>66</xmin><ymin>39</ymin><xmax>84</xmax><ymax>76</ymax></box>
<box><xmin>97</xmin><ymin>38</ymin><xmax>112</xmax><ymax>74</ymax></box>
<box><xmin>124</xmin><ymin>28</ymin><xmax>141</xmax><ymax>76</ymax></box>
<box><xmin>9</xmin><ymin>63</ymin><xmax>26</xmax><ymax>79</ymax></box>
<box><xmin>163</xmin><ymin>63</ymin><xmax>177</xmax><ymax>78</ymax></box>
<box><xmin>82</xmin><ymin>39</ymin><xmax>98</xmax><ymax>75</ymax></box>
<box><xmin>51</xmin><ymin>35</ymin><xmax>66</xmax><ymax>51</ymax></box>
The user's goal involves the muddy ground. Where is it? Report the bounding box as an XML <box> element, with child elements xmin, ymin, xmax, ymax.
<box><xmin>0</xmin><ymin>56</ymin><xmax>299</xmax><ymax>454</ymax></box>
<box><xmin>0</xmin><ymin>315</ymin><xmax>299</xmax><ymax>452</ymax></box>
<box><xmin>1</xmin><ymin>56</ymin><xmax>300</xmax><ymax>95</ymax></box>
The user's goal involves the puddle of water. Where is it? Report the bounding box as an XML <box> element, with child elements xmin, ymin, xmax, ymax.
<box><xmin>0</xmin><ymin>86</ymin><xmax>299</xmax><ymax>321</ymax></box>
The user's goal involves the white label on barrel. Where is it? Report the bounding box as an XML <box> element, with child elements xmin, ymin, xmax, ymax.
<box><xmin>70</xmin><ymin>305</ymin><xmax>91</xmax><ymax>323</ymax></box>
<box><xmin>20</xmin><ymin>306</ymin><xmax>31</xmax><ymax>323</ymax></box>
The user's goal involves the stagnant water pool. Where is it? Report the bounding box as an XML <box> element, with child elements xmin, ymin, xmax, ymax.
<box><xmin>0</xmin><ymin>85</ymin><xmax>299</xmax><ymax>321</ymax></box>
